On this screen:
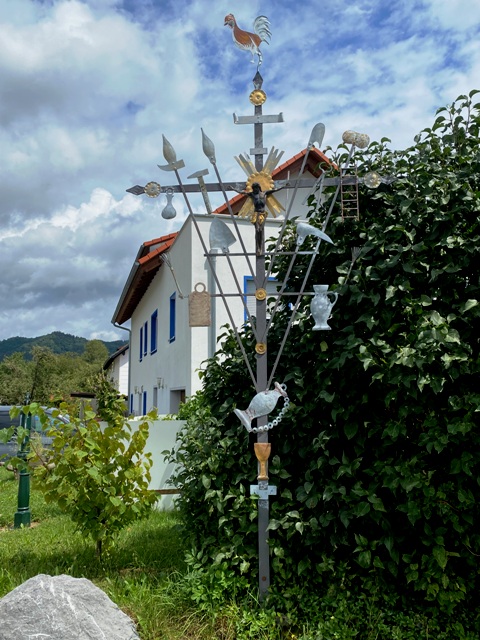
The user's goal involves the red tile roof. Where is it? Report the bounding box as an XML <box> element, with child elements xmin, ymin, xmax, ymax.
<box><xmin>112</xmin><ymin>233</ymin><xmax>177</xmax><ymax>325</ymax></box>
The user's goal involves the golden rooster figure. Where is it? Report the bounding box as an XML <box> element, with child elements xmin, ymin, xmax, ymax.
<box><xmin>224</xmin><ymin>14</ymin><xmax>271</xmax><ymax>66</ymax></box>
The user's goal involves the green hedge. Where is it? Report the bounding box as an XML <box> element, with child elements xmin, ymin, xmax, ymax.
<box><xmin>168</xmin><ymin>92</ymin><xmax>480</xmax><ymax>631</ymax></box>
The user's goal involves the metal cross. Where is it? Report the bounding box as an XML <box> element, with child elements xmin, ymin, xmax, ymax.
<box><xmin>127</xmin><ymin>73</ymin><xmax>287</xmax><ymax>600</ymax></box>
<box><xmin>125</xmin><ymin>71</ymin><xmax>389</xmax><ymax>602</ymax></box>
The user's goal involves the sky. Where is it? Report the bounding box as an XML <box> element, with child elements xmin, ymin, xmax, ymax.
<box><xmin>1</xmin><ymin>0</ymin><xmax>479</xmax><ymax>342</ymax></box>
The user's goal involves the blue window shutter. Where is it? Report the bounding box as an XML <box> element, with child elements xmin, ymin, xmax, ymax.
<box><xmin>130</xmin><ymin>394</ymin><xmax>133</xmax><ymax>414</ymax></box>
<box><xmin>169</xmin><ymin>293</ymin><xmax>176</xmax><ymax>342</ymax></box>
<box><xmin>144</xmin><ymin>321</ymin><xmax>148</xmax><ymax>356</ymax></box>
<box><xmin>142</xmin><ymin>391</ymin><xmax>147</xmax><ymax>415</ymax></box>
<box><xmin>151</xmin><ymin>310</ymin><xmax>158</xmax><ymax>353</ymax></box>
<box><xmin>139</xmin><ymin>327</ymin><xmax>143</xmax><ymax>361</ymax></box>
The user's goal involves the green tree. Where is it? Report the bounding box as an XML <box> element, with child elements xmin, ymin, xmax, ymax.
<box><xmin>169</xmin><ymin>91</ymin><xmax>480</xmax><ymax>619</ymax></box>
<box><xmin>83</xmin><ymin>339</ymin><xmax>109</xmax><ymax>365</ymax></box>
<box><xmin>0</xmin><ymin>352</ymin><xmax>32</xmax><ymax>404</ymax></box>
<box><xmin>30</xmin><ymin>384</ymin><xmax>156</xmax><ymax>557</ymax></box>
<box><xmin>0</xmin><ymin>344</ymin><xmax>110</xmax><ymax>405</ymax></box>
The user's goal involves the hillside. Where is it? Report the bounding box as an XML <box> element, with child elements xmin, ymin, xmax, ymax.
<box><xmin>0</xmin><ymin>331</ymin><xmax>125</xmax><ymax>362</ymax></box>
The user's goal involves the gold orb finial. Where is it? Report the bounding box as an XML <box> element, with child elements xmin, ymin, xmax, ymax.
<box><xmin>250</xmin><ymin>89</ymin><xmax>267</xmax><ymax>106</ymax></box>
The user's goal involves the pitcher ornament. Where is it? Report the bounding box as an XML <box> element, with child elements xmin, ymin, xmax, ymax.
<box><xmin>310</xmin><ymin>285</ymin><xmax>338</xmax><ymax>330</ymax></box>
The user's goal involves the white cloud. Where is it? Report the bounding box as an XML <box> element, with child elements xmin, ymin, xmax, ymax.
<box><xmin>0</xmin><ymin>0</ymin><xmax>479</xmax><ymax>340</ymax></box>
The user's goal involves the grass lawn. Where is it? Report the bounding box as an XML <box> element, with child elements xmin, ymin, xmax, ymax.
<box><xmin>3</xmin><ymin>466</ymin><xmax>476</xmax><ymax>640</ymax></box>
<box><xmin>0</xmin><ymin>467</ymin><xmax>219</xmax><ymax>640</ymax></box>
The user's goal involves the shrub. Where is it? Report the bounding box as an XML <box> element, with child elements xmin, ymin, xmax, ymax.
<box><xmin>27</xmin><ymin>396</ymin><xmax>157</xmax><ymax>557</ymax></box>
<box><xmin>168</xmin><ymin>91</ymin><xmax>480</xmax><ymax>628</ymax></box>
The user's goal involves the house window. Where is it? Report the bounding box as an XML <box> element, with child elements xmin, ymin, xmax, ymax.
<box><xmin>243</xmin><ymin>276</ymin><xmax>278</xmax><ymax>321</ymax></box>
<box><xmin>151</xmin><ymin>309</ymin><xmax>158</xmax><ymax>354</ymax></box>
<box><xmin>130</xmin><ymin>393</ymin><xmax>134</xmax><ymax>414</ymax></box>
<box><xmin>139</xmin><ymin>327</ymin><xmax>143</xmax><ymax>362</ymax></box>
<box><xmin>143</xmin><ymin>321</ymin><xmax>148</xmax><ymax>356</ymax></box>
<box><xmin>142</xmin><ymin>390</ymin><xmax>147</xmax><ymax>416</ymax></box>
<box><xmin>169</xmin><ymin>292</ymin><xmax>176</xmax><ymax>343</ymax></box>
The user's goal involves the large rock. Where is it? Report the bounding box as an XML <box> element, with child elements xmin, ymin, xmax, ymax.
<box><xmin>0</xmin><ymin>574</ymin><xmax>140</xmax><ymax>640</ymax></box>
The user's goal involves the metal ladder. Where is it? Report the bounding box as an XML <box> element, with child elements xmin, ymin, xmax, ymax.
<box><xmin>339</xmin><ymin>159</ymin><xmax>360</xmax><ymax>221</ymax></box>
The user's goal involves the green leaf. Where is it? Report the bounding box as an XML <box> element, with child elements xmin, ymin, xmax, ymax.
<box><xmin>353</xmin><ymin>502</ymin><xmax>371</xmax><ymax>517</ymax></box>
<box><xmin>344</xmin><ymin>423</ymin><xmax>358</xmax><ymax>439</ymax></box>
<box><xmin>460</xmin><ymin>299</ymin><xmax>478</xmax><ymax>313</ymax></box>
<box><xmin>432</xmin><ymin>545</ymin><xmax>448</xmax><ymax>570</ymax></box>
<box><xmin>357</xmin><ymin>550</ymin><xmax>372</xmax><ymax>568</ymax></box>
<box><xmin>340</xmin><ymin>511</ymin><xmax>350</xmax><ymax>528</ymax></box>
<box><xmin>298</xmin><ymin>558</ymin><xmax>310</xmax><ymax>574</ymax></box>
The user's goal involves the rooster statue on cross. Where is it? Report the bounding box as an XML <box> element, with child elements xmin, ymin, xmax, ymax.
<box><xmin>224</xmin><ymin>14</ymin><xmax>271</xmax><ymax>66</ymax></box>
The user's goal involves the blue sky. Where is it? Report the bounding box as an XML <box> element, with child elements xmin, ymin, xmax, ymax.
<box><xmin>0</xmin><ymin>0</ymin><xmax>479</xmax><ymax>341</ymax></box>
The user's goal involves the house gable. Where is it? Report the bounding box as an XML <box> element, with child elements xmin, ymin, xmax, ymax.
<box><xmin>112</xmin><ymin>232</ymin><xmax>177</xmax><ymax>326</ymax></box>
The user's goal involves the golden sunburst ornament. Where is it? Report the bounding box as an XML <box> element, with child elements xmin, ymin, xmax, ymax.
<box><xmin>234</xmin><ymin>147</ymin><xmax>285</xmax><ymax>222</ymax></box>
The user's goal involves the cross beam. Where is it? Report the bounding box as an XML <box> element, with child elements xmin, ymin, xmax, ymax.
<box><xmin>126</xmin><ymin>175</ymin><xmax>361</xmax><ymax>197</ymax></box>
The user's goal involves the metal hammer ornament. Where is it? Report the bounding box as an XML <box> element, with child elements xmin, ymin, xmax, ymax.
<box><xmin>188</xmin><ymin>168</ymin><xmax>213</xmax><ymax>214</ymax></box>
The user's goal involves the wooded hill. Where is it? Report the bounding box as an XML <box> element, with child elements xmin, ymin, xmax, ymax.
<box><xmin>0</xmin><ymin>331</ymin><xmax>125</xmax><ymax>362</ymax></box>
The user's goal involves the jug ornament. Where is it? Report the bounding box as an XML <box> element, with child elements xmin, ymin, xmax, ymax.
<box><xmin>234</xmin><ymin>382</ymin><xmax>290</xmax><ymax>433</ymax></box>
<box><xmin>311</xmin><ymin>284</ymin><xmax>338</xmax><ymax>330</ymax></box>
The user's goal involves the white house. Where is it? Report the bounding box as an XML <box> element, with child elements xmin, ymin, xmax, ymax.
<box><xmin>103</xmin><ymin>343</ymin><xmax>129</xmax><ymax>396</ymax></box>
<box><xmin>112</xmin><ymin>148</ymin><xmax>329</xmax><ymax>415</ymax></box>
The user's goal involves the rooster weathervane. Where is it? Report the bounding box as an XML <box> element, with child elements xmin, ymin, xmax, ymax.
<box><xmin>224</xmin><ymin>13</ymin><xmax>271</xmax><ymax>67</ymax></box>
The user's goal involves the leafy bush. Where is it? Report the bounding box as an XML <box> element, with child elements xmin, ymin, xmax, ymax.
<box><xmin>168</xmin><ymin>91</ymin><xmax>480</xmax><ymax>632</ymax></box>
<box><xmin>23</xmin><ymin>393</ymin><xmax>157</xmax><ymax>557</ymax></box>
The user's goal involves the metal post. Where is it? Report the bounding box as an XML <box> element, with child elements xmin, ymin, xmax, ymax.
<box><xmin>14</xmin><ymin>407</ymin><xmax>32</xmax><ymax>528</ymax></box>
<box><xmin>250</xmin><ymin>73</ymin><xmax>272</xmax><ymax>601</ymax></box>
<box><xmin>256</xmin><ymin>227</ymin><xmax>271</xmax><ymax>600</ymax></box>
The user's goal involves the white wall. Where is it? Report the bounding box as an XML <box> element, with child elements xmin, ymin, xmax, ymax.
<box><xmin>105</xmin><ymin>349</ymin><xmax>129</xmax><ymax>397</ymax></box>
<box><xmin>102</xmin><ymin>418</ymin><xmax>184</xmax><ymax>511</ymax></box>
<box><xmin>129</xmin><ymin>224</ymin><xmax>193</xmax><ymax>414</ymax></box>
